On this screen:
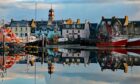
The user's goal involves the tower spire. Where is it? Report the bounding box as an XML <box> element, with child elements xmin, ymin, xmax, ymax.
<box><xmin>51</xmin><ymin>3</ymin><xmax>52</xmax><ymax>9</ymax></box>
<box><xmin>48</xmin><ymin>3</ymin><xmax>54</xmax><ymax>25</ymax></box>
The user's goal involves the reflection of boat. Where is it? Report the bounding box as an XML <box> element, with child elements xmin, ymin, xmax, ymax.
<box><xmin>127</xmin><ymin>49</ymin><xmax>140</xmax><ymax>57</ymax></box>
<box><xmin>127</xmin><ymin>37</ymin><xmax>140</xmax><ymax>47</ymax></box>
<box><xmin>111</xmin><ymin>48</ymin><xmax>127</xmax><ymax>57</ymax></box>
<box><xmin>0</xmin><ymin>53</ymin><xmax>26</xmax><ymax>71</ymax></box>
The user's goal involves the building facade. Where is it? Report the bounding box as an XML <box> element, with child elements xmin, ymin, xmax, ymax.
<box><xmin>62</xmin><ymin>19</ymin><xmax>90</xmax><ymax>40</ymax></box>
<box><xmin>128</xmin><ymin>21</ymin><xmax>140</xmax><ymax>36</ymax></box>
<box><xmin>8</xmin><ymin>19</ymin><xmax>37</xmax><ymax>43</ymax></box>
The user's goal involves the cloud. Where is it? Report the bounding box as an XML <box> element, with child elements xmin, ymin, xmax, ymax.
<box><xmin>0</xmin><ymin>0</ymin><xmax>140</xmax><ymax>22</ymax></box>
<box><xmin>15</xmin><ymin>2</ymin><xmax>62</xmax><ymax>10</ymax></box>
<box><xmin>56</xmin><ymin>72</ymin><xmax>123</xmax><ymax>83</ymax></box>
<box><xmin>14</xmin><ymin>0</ymin><xmax>140</xmax><ymax>3</ymax></box>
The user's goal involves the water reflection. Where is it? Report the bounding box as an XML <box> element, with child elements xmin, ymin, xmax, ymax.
<box><xmin>0</xmin><ymin>47</ymin><xmax>140</xmax><ymax>84</ymax></box>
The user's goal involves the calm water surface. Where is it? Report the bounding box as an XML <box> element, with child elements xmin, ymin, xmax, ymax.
<box><xmin>0</xmin><ymin>47</ymin><xmax>140</xmax><ymax>84</ymax></box>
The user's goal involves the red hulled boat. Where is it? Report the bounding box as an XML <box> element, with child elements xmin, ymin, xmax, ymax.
<box><xmin>127</xmin><ymin>37</ymin><xmax>140</xmax><ymax>47</ymax></box>
<box><xmin>96</xmin><ymin>16</ymin><xmax>128</xmax><ymax>47</ymax></box>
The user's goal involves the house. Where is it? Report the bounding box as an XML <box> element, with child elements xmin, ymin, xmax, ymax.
<box><xmin>89</xmin><ymin>23</ymin><xmax>98</xmax><ymax>39</ymax></box>
<box><xmin>61</xmin><ymin>19</ymin><xmax>90</xmax><ymax>41</ymax></box>
<box><xmin>98</xmin><ymin>16</ymin><xmax>129</xmax><ymax>37</ymax></box>
<box><xmin>8</xmin><ymin>19</ymin><xmax>37</xmax><ymax>43</ymax></box>
<box><xmin>128</xmin><ymin>21</ymin><xmax>140</xmax><ymax>36</ymax></box>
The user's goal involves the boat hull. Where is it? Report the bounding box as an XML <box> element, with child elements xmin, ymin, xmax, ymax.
<box><xmin>96</xmin><ymin>39</ymin><xmax>127</xmax><ymax>47</ymax></box>
<box><xmin>127</xmin><ymin>39</ymin><xmax>140</xmax><ymax>47</ymax></box>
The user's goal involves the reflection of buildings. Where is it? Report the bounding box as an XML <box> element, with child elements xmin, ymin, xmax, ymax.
<box><xmin>48</xmin><ymin>61</ymin><xmax>55</xmax><ymax>78</ymax></box>
<box><xmin>98</xmin><ymin>49</ymin><xmax>140</xmax><ymax>73</ymax></box>
<box><xmin>61</xmin><ymin>49</ymin><xmax>90</xmax><ymax>66</ymax></box>
<box><xmin>25</xmin><ymin>48</ymin><xmax>140</xmax><ymax>74</ymax></box>
<box><xmin>45</xmin><ymin>49</ymin><xmax>98</xmax><ymax>66</ymax></box>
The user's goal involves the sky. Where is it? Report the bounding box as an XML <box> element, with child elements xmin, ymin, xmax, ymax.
<box><xmin>0</xmin><ymin>0</ymin><xmax>140</xmax><ymax>23</ymax></box>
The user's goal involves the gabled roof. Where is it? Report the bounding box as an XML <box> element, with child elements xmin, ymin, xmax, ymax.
<box><xmin>101</xmin><ymin>16</ymin><xmax>128</xmax><ymax>26</ymax></box>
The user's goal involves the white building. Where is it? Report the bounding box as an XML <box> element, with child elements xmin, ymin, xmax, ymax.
<box><xmin>8</xmin><ymin>19</ymin><xmax>37</xmax><ymax>43</ymax></box>
<box><xmin>62</xmin><ymin>20</ymin><xmax>90</xmax><ymax>40</ymax></box>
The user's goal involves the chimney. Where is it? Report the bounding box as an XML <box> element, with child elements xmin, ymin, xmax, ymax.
<box><xmin>102</xmin><ymin>16</ymin><xmax>105</xmax><ymax>20</ymax></box>
<box><xmin>76</xmin><ymin>19</ymin><xmax>80</xmax><ymax>24</ymax></box>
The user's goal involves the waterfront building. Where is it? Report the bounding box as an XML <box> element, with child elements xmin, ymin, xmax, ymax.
<box><xmin>126</xmin><ymin>21</ymin><xmax>140</xmax><ymax>47</ymax></box>
<box><xmin>61</xmin><ymin>19</ymin><xmax>90</xmax><ymax>41</ymax></box>
<box><xmin>98</xmin><ymin>16</ymin><xmax>128</xmax><ymax>35</ymax></box>
<box><xmin>89</xmin><ymin>23</ymin><xmax>98</xmax><ymax>39</ymax></box>
<box><xmin>8</xmin><ymin>19</ymin><xmax>37</xmax><ymax>43</ymax></box>
<box><xmin>128</xmin><ymin>21</ymin><xmax>140</xmax><ymax>36</ymax></box>
<box><xmin>34</xmin><ymin>6</ymin><xmax>62</xmax><ymax>44</ymax></box>
<box><xmin>96</xmin><ymin>16</ymin><xmax>128</xmax><ymax>47</ymax></box>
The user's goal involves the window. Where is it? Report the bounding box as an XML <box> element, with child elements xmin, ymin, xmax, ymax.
<box><xmin>26</xmin><ymin>27</ymin><xmax>28</xmax><ymax>31</ymax></box>
<box><xmin>25</xmin><ymin>33</ymin><xmax>27</xmax><ymax>36</ymax></box>
<box><xmin>20</xmin><ymin>33</ymin><xmax>22</xmax><ymax>37</ymax></box>
<box><xmin>78</xmin><ymin>30</ymin><xmax>80</xmax><ymax>33</ymax></box>
<box><xmin>72</xmin><ymin>24</ymin><xmax>75</xmax><ymax>28</ymax></box>
<box><xmin>78</xmin><ymin>35</ymin><xmax>80</xmax><ymax>38</ymax></box>
<box><xmin>66</xmin><ymin>25</ymin><xmax>70</xmax><ymax>28</ymax></box>
<box><xmin>66</xmin><ymin>30</ymin><xmax>68</xmax><ymax>33</ymax></box>
<box><xmin>77</xmin><ymin>25</ymin><xmax>81</xmax><ymax>28</ymax></box>
<box><xmin>21</xmin><ymin>27</ymin><xmax>23</xmax><ymax>31</ymax></box>
<box><xmin>72</xmin><ymin>30</ymin><xmax>74</xmax><ymax>33</ymax></box>
<box><xmin>16</xmin><ymin>27</ymin><xmax>18</xmax><ymax>31</ymax></box>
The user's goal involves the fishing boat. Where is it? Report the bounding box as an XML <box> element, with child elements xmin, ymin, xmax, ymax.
<box><xmin>97</xmin><ymin>36</ymin><xmax>127</xmax><ymax>47</ymax></box>
<box><xmin>0</xmin><ymin>28</ymin><xmax>21</xmax><ymax>43</ymax></box>
<box><xmin>127</xmin><ymin>37</ymin><xmax>140</xmax><ymax>47</ymax></box>
<box><xmin>96</xmin><ymin>16</ymin><xmax>128</xmax><ymax>47</ymax></box>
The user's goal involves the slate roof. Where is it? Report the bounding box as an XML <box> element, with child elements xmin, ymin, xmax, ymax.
<box><xmin>62</xmin><ymin>24</ymin><xmax>85</xmax><ymax>29</ymax></box>
<box><xmin>10</xmin><ymin>20</ymin><xmax>31</xmax><ymax>27</ymax></box>
<box><xmin>101</xmin><ymin>17</ymin><xmax>126</xmax><ymax>26</ymax></box>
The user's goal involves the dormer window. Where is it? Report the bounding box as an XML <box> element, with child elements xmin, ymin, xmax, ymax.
<box><xmin>66</xmin><ymin>25</ymin><xmax>70</xmax><ymax>28</ymax></box>
<box><xmin>77</xmin><ymin>24</ymin><xmax>81</xmax><ymax>28</ymax></box>
<box><xmin>72</xmin><ymin>24</ymin><xmax>75</xmax><ymax>28</ymax></box>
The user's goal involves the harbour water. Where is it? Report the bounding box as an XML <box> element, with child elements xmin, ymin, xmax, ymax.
<box><xmin>0</xmin><ymin>47</ymin><xmax>140</xmax><ymax>84</ymax></box>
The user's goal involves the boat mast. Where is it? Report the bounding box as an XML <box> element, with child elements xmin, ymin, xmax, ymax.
<box><xmin>34</xmin><ymin>1</ymin><xmax>37</xmax><ymax>84</ymax></box>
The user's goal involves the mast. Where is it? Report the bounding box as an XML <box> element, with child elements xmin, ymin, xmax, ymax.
<box><xmin>34</xmin><ymin>1</ymin><xmax>37</xmax><ymax>84</ymax></box>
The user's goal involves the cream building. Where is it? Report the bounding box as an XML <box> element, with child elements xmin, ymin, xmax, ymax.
<box><xmin>62</xmin><ymin>19</ymin><xmax>90</xmax><ymax>40</ymax></box>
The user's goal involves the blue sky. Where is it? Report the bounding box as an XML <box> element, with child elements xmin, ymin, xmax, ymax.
<box><xmin>0</xmin><ymin>0</ymin><xmax>140</xmax><ymax>23</ymax></box>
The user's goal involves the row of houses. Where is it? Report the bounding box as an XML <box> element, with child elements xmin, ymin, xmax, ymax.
<box><xmin>5</xmin><ymin>6</ymin><xmax>140</xmax><ymax>43</ymax></box>
<box><xmin>6</xmin><ymin>19</ymin><xmax>98</xmax><ymax>43</ymax></box>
